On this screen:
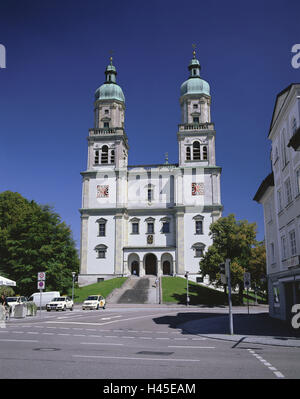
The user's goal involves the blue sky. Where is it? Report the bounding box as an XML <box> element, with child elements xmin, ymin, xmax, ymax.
<box><xmin>0</xmin><ymin>0</ymin><xmax>299</xmax><ymax>248</ymax></box>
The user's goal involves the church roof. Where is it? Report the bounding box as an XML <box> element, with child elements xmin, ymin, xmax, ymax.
<box><xmin>95</xmin><ymin>57</ymin><xmax>125</xmax><ymax>103</ymax></box>
<box><xmin>253</xmin><ymin>172</ymin><xmax>274</xmax><ymax>203</ymax></box>
<box><xmin>180</xmin><ymin>50</ymin><xmax>210</xmax><ymax>97</ymax></box>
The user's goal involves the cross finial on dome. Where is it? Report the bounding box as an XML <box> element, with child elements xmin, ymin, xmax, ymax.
<box><xmin>192</xmin><ymin>43</ymin><xmax>196</xmax><ymax>58</ymax></box>
<box><xmin>109</xmin><ymin>50</ymin><xmax>114</xmax><ymax>65</ymax></box>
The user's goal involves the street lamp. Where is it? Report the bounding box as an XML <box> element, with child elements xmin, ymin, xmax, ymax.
<box><xmin>71</xmin><ymin>272</ymin><xmax>76</xmax><ymax>302</ymax></box>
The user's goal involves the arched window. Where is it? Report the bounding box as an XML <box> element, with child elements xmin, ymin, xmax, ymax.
<box><xmin>110</xmin><ymin>150</ymin><xmax>115</xmax><ymax>164</ymax></box>
<box><xmin>95</xmin><ymin>150</ymin><xmax>99</xmax><ymax>164</ymax></box>
<box><xmin>186</xmin><ymin>147</ymin><xmax>191</xmax><ymax>160</ymax></box>
<box><xmin>202</xmin><ymin>146</ymin><xmax>208</xmax><ymax>160</ymax></box>
<box><xmin>193</xmin><ymin>141</ymin><xmax>200</xmax><ymax>160</ymax></box>
<box><xmin>101</xmin><ymin>145</ymin><xmax>108</xmax><ymax>164</ymax></box>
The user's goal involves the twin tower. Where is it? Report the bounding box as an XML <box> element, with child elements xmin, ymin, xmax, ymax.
<box><xmin>78</xmin><ymin>51</ymin><xmax>222</xmax><ymax>286</ymax></box>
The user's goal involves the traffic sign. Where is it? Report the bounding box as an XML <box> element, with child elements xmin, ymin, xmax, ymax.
<box><xmin>244</xmin><ymin>272</ymin><xmax>251</xmax><ymax>290</ymax></box>
<box><xmin>38</xmin><ymin>272</ymin><xmax>46</xmax><ymax>281</ymax></box>
<box><xmin>37</xmin><ymin>281</ymin><xmax>45</xmax><ymax>290</ymax></box>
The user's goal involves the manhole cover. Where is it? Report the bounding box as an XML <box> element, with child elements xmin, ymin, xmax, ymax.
<box><xmin>33</xmin><ymin>348</ymin><xmax>60</xmax><ymax>351</ymax></box>
<box><xmin>137</xmin><ymin>351</ymin><xmax>173</xmax><ymax>356</ymax></box>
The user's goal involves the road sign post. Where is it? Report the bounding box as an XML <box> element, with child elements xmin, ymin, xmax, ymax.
<box><xmin>185</xmin><ymin>272</ymin><xmax>189</xmax><ymax>307</ymax></box>
<box><xmin>37</xmin><ymin>273</ymin><xmax>46</xmax><ymax>318</ymax></box>
<box><xmin>244</xmin><ymin>272</ymin><xmax>251</xmax><ymax>315</ymax></box>
<box><xmin>226</xmin><ymin>259</ymin><xmax>234</xmax><ymax>335</ymax></box>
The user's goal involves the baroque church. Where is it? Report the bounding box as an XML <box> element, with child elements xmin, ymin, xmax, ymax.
<box><xmin>78</xmin><ymin>51</ymin><xmax>223</xmax><ymax>286</ymax></box>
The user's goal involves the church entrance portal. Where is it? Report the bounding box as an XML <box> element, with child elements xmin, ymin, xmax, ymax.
<box><xmin>163</xmin><ymin>261</ymin><xmax>171</xmax><ymax>275</ymax></box>
<box><xmin>145</xmin><ymin>254</ymin><xmax>157</xmax><ymax>275</ymax></box>
<box><xmin>131</xmin><ymin>261</ymin><xmax>139</xmax><ymax>276</ymax></box>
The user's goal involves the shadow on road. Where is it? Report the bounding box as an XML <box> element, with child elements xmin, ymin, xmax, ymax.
<box><xmin>153</xmin><ymin>312</ymin><xmax>300</xmax><ymax>339</ymax></box>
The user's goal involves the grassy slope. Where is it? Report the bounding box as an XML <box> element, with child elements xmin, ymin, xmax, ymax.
<box><xmin>162</xmin><ymin>277</ymin><xmax>267</xmax><ymax>305</ymax></box>
<box><xmin>69</xmin><ymin>277</ymin><xmax>128</xmax><ymax>303</ymax></box>
<box><xmin>162</xmin><ymin>276</ymin><xmax>238</xmax><ymax>306</ymax></box>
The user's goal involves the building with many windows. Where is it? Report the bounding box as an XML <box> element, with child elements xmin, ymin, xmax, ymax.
<box><xmin>78</xmin><ymin>51</ymin><xmax>223</xmax><ymax>286</ymax></box>
<box><xmin>254</xmin><ymin>83</ymin><xmax>300</xmax><ymax>322</ymax></box>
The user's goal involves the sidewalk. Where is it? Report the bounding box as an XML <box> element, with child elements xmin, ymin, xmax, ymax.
<box><xmin>180</xmin><ymin>312</ymin><xmax>300</xmax><ymax>348</ymax></box>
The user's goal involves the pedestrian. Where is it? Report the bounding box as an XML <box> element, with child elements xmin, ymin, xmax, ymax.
<box><xmin>0</xmin><ymin>294</ymin><xmax>9</xmax><ymax>320</ymax></box>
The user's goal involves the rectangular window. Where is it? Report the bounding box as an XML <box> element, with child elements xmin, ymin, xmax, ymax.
<box><xmin>132</xmin><ymin>223</ymin><xmax>139</xmax><ymax>234</ymax></box>
<box><xmin>195</xmin><ymin>248</ymin><xmax>203</xmax><ymax>257</ymax></box>
<box><xmin>285</xmin><ymin>178</ymin><xmax>292</xmax><ymax>205</ymax></box>
<box><xmin>104</xmin><ymin>109</ymin><xmax>109</xmax><ymax>114</ymax></box>
<box><xmin>277</xmin><ymin>189</ymin><xmax>282</xmax><ymax>212</ymax></box>
<box><xmin>193</xmin><ymin>117</ymin><xmax>199</xmax><ymax>124</ymax></box>
<box><xmin>289</xmin><ymin>230</ymin><xmax>297</xmax><ymax>256</ymax></box>
<box><xmin>162</xmin><ymin>222</ymin><xmax>170</xmax><ymax>234</ymax></box>
<box><xmin>270</xmin><ymin>243</ymin><xmax>275</xmax><ymax>263</ymax></box>
<box><xmin>281</xmin><ymin>236</ymin><xmax>287</xmax><ymax>260</ymax></box>
<box><xmin>147</xmin><ymin>222</ymin><xmax>154</xmax><ymax>234</ymax></box>
<box><xmin>148</xmin><ymin>189</ymin><xmax>153</xmax><ymax>202</ymax></box>
<box><xmin>98</xmin><ymin>250</ymin><xmax>106</xmax><ymax>258</ymax></box>
<box><xmin>195</xmin><ymin>220</ymin><xmax>203</xmax><ymax>235</ymax></box>
<box><xmin>193</xmin><ymin>104</ymin><xmax>198</xmax><ymax>109</ymax></box>
<box><xmin>273</xmin><ymin>286</ymin><xmax>280</xmax><ymax>304</ymax></box>
<box><xmin>296</xmin><ymin>169</ymin><xmax>300</xmax><ymax>195</ymax></box>
<box><xmin>103</xmin><ymin>122</ymin><xmax>109</xmax><ymax>128</ymax></box>
<box><xmin>99</xmin><ymin>223</ymin><xmax>106</xmax><ymax>237</ymax></box>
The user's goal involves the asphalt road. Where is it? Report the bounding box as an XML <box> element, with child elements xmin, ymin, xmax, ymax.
<box><xmin>0</xmin><ymin>305</ymin><xmax>299</xmax><ymax>380</ymax></box>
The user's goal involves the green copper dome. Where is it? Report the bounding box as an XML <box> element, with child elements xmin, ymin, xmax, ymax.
<box><xmin>180</xmin><ymin>51</ymin><xmax>210</xmax><ymax>97</ymax></box>
<box><xmin>95</xmin><ymin>83</ymin><xmax>125</xmax><ymax>102</ymax></box>
<box><xmin>95</xmin><ymin>57</ymin><xmax>125</xmax><ymax>103</ymax></box>
<box><xmin>180</xmin><ymin>77</ymin><xmax>210</xmax><ymax>97</ymax></box>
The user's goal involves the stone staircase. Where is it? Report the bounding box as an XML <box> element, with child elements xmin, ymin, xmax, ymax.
<box><xmin>107</xmin><ymin>275</ymin><xmax>159</xmax><ymax>304</ymax></box>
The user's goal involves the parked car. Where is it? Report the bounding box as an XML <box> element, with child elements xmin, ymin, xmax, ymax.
<box><xmin>28</xmin><ymin>291</ymin><xmax>60</xmax><ymax>308</ymax></box>
<box><xmin>46</xmin><ymin>296</ymin><xmax>73</xmax><ymax>311</ymax></box>
<box><xmin>82</xmin><ymin>295</ymin><xmax>106</xmax><ymax>310</ymax></box>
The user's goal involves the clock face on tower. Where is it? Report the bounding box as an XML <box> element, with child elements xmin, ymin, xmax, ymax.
<box><xmin>97</xmin><ymin>185</ymin><xmax>109</xmax><ymax>198</ymax></box>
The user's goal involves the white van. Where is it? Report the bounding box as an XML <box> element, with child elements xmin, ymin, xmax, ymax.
<box><xmin>28</xmin><ymin>291</ymin><xmax>60</xmax><ymax>308</ymax></box>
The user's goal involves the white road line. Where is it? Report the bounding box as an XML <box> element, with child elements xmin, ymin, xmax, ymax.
<box><xmin>247</xmin><ymin>349</ymin><xmax>285</xmax><ymax>379</ymax></box>
<box><xmin>192</xmin><ymin>338</ymin><xmax>207</xmax><ymax>341</ymax></box>
<box><xmin>156</xmin><ymin>338</ymin><xmax>169</xmax><ymax>340</ymax></box>
<box><xmin>45</xmin><ymin>312</ymin><xmax>169</xmax><ymax>327</ymax></box>
<box><xmin>80</xmin><ymin>342</ymin><xmax>123</xmax><ymax>346</ymax></box>
<box><xmin>74</xmin><ymin>334</ymin><xmax>86</xmax><ymax>337</ymax></box>
<box><xmin>274</xmin><ymin>371</ymin><xmax>285</xmax><ymax>378</ymax></box>
<box><xmin>57</xmin><ymin>333</ymin><xmax>70</xmax><ymax>336</ymax></box>
<box><xmin>168</xmin><ymin>346</ymin><xmax>215</xmax><ymax>349</ymax></box>
<box><xmin>139</xmin><ymin>337</ymin><xmax>152</xmax><ymax>340</ymax></box>
<box><xmin>0</xmin><ymin>339</ymin><xmax>38</xmax><ymax>343</ymax></box>
<box><xmin>73</xmin><ymin>355</ymin><xmax>201</xmax><ymax>362</ymax></box>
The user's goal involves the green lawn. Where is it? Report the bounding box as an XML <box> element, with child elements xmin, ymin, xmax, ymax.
<box><xmin>162</xmin><ymin>276</ymin><xmax>238</xmax><ymax>306</ymax></box>
<box><xmin>162</xmin><ymin>277</ymin><xmax>267</xmax><ymax>306</ymax></box>
<box><xmin>68</xmin><ymin>277</ymin><xmax>128</xmax><ymax>303</ymax></box>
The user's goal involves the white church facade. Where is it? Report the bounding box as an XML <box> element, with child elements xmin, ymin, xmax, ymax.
<box><xmin>78</xmin><ymin>51</ymin><xmax>223</xmax><ymax>286</ymax></box>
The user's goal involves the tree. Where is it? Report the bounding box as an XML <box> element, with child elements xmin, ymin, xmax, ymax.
<box><xmin>0</xmin><ymin>191</ymin><xmax>79</xmax><ymax>296</ymax></box>
<box><xmin>199</xmin><ymin>214</ymin><xmax>266</xmax><ymax>303</ymax></box>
